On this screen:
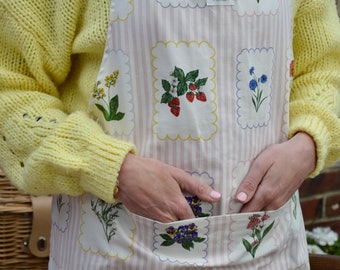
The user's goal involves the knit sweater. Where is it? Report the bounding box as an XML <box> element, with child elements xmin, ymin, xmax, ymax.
<box><xmin>0</xmin><ymin>0</ymin><xmax>339</xmax><ymax>203</ymax></box>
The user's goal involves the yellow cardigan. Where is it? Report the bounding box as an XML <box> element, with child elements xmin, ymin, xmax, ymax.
<box><xmin>0</xmin><ymin>0</ymin><xmax>339</xmax><ymax>203</ymax></box>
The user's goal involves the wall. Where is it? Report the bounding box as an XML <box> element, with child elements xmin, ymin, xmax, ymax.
<box><xmin>300</xmin><ymin>168</ymin><xmax>340</xmax><ymax>233</ymax></box>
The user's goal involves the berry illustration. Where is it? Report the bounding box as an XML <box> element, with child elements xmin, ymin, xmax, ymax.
<box><xmin>189</xmin><ymin>83</ymin><xmax>197</xmax><ymax>91</ymax></box>
<box><xmin>186</xmin><ymin>92</ymin><xmax>195</xmax><ymax>103</ymax></box>
<box><xmin>196</xmin><ymin>92</ymin><xmax>207</xmax><ymax>102</ymax></box>
<box><xmin>170</xmin><ymin>106</ymin><xmax>180</xmax><ymax>117</ymax></box>
<box><xmin>168</xmin><ymin>97</ymin><xmax>180</xmax><ymax>107</ymax></box>
<box><xmin>161</xmin><ymin>67</ymin><xmax>208</xmax><ymax>116</ymax></box>
<box><xmin>168</xmin><ymin>97</ymin><xmax>180</xmax><ymax>117</ymax></box>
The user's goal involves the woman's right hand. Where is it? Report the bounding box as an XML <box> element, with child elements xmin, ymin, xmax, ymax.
<box><xmin>116</xmin><ymin>153</ymin><xmax>221</xmax><ymax>223</ymax></box>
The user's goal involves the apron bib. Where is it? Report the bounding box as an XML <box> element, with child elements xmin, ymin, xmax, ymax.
<box><xmin>49</xmin><ymin>1</ymin><xmax>310</xmax><ymax>269</ymax></box>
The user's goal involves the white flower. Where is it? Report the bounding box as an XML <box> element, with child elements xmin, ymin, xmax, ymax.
<box><xmin>307</xmin><ymin>244</ymin><xmax>327</xmax><ymax>255</ymax></box>
<box><xmin>306</xmin><ymin>227</ymin><xmax>339</xmax><ymax>246</ymax></box>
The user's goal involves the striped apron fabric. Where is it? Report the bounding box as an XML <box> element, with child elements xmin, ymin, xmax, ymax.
<box><xmin>49</xmin><ymin>1</ymin><xmax>310</xmax><ymax>269</ymax></box>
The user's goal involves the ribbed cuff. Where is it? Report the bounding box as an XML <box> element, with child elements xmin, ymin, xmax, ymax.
<box><xmin>289</xmin><ymin>106</ymin><xmax>330</xmax><ymax>178</ymax></box>
<box><xmin>80</xmin><ymin>132</ymin><xmax>136</xmax><ymax>203</ymax></box>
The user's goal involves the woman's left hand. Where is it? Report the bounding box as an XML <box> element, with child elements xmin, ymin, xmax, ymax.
<box><xmin>236</xmin><ymin>132</ymin><xmax>316</xmax><ymax>213</ymax></box>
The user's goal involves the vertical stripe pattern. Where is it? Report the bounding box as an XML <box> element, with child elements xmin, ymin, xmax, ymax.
<box><xmin>50</xmin><ymin>1</ymin><xmax>310</xmax><ymax>269</ymax></box>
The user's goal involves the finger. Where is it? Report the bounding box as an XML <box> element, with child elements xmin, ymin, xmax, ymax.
<box><xmin>239</xmin><ymin>169</ymin><xmax>284</xmax><ymax>213</ymax></box>
<box><xmin>236</xmin><ymin>154</ymin><xmax>273</xmax><ymax>204</ymax></box>
<box><xmin>117</xmin><ymin>189</ymin><xmax>184</xmax><ymax>222</ymax></box>
<box><xmin>174</xmin><ymin>170</ymin><xmax>221</xmax><ymax>203</ymax></box>
<box><xmin>239</xmin><ymin>182</ymin><xmax>269</xmax><ymax>213</ymax></box>
<box><xmin>173</xmin><ymin>197</ymin><xmax>196</xmax><ymax>220</ymax></box>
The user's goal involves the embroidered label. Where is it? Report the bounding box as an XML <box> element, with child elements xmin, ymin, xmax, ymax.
<box><xmin>207</xmin><ymin>0</ymin><xmax>235</xmax><ymax>6</ymax></box>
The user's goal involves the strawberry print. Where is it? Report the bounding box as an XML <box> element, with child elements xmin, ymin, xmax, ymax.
<box><xmin>170</xmin><ymin>106</ymin><xmax>180</xmax><ymax>117</ymax></box>
<box><xmin>160</xmin><ymin>66</ymin><xmax>208</xmax><ymax>117</ymax></box>
<box><xmin>168</xmin><ymin>97</ymin><xmax>180</xmax><ymax>117</ymax></box>
<box><xmin>196</xmin><ymin>92</ymin><xmax>206</xmax><ymax>102</ymax></box>
<box><xmin>186</xmin><ymin>92</ymin><xmax>195</xmax><ymax>103</ymax></box>
<box><xmin>168</xmin><ymin>97</ymin><xmax>180</xmax><ymax>107</ymax></box>
<box><xmin>189</xmin><ymin>83</ymin><xmax>197</xmax><ymax>91</ymax></box>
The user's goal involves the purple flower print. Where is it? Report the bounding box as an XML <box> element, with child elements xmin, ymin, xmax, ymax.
<box><xmin>161</xmin><ymin>223</ymin><xmax>205</xmax><ymax>251</ymax></box>
<box><xmin>185</xmin><ymin>195</ymin><xmax>210</xmax><ymax>218</ymax></box>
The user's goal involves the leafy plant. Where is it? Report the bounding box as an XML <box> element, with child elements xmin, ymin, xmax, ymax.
<box><xmin>248</xmin><ymin>66</ymin><xmax>268</xmax><ymax>112</ymax></box>
<box><xmin>160</xmin><ymin>223</ymin><xmax>205</xmax><ymax>251</ymax></box>
<box><xmin>92</xmin><ymin>70</ymin><xmax>125</xmax><ymax>121</ymax></box>
<box><xmin>161</xmin><ymin>66</ymin><xmax>208</xmax><ymax>117</ymax></box>
<box><xmin>242</xmin><ymin>213</ymin><xmax>274</xmax><ymax>258</ymax></box>
<box><xmin>91</xmin><ymin>199</ymin><xmax>123</xmax><ymax>242</ymax></box>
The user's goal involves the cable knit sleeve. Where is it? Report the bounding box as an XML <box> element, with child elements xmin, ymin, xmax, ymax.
<box><xmin>290</xmin><ymin>0</ymin><xmax>340</xmax><ymax>177</ymax></box>
<box><xmin>0</xmin><ymin>1</ymin><xmax>135</xmax><ymax>202</ymax></box>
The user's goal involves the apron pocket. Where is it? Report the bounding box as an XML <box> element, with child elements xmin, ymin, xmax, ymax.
<box><xmin>130</xmin><ymin>198</ymin><xmax>293</xmax><ymax>268</ymax></box>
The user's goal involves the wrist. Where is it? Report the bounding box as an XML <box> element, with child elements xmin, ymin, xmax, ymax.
<box><xmin>293</xmin><ymin>132</ymin><xmax>317</xmax><ymax>173</ymax></box>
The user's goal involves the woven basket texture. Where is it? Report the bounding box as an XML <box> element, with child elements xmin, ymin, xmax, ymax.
<box><xmin>0</xmin><ymin>170</ymin><xmax>48</xmax><ymax>270</ymax></box>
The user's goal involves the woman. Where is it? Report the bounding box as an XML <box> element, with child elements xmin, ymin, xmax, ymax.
<box><xmin>1</xmin><ymin>0</ymin><xmax>340</xmax><ymax>269</ymax></box>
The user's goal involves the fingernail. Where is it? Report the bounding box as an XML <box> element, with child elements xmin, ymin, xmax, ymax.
<box><xmin>237</xmin><ymin>192</ymin><xmax>247</xmax><ymax>202</ymax></box>
<box><xmin>210</xmin><ymin>190</ymin><xmax>221</xmax><ymax>199</ymax></box>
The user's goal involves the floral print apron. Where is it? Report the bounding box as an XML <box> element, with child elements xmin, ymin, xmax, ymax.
<box><xmin>49</xmin><ymin>0</ymin><xmax>310</xmax><ymax>269</ymax></box>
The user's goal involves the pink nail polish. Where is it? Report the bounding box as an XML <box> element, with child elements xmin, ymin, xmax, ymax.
<box><xmin>210</xmin><ymin>190</ymin><xmax>221</xmax><ymax>199</ymax></box>
<box><xmin>237</xmin><ymin>192</ymin><xmax>247</xmax><ymax>202</ymax></box>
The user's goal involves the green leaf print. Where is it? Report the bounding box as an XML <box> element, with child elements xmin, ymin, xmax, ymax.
<box><xmin>91</xmin><ymin>199</ymin><xmax>123</xmax><ymax>243</ymax></box>
<box><xmin>177</xmin><ymin>81</ymin><xmax>188</xmax><ymax>96</ymax></box>
<box><xmin>160</xmin><ymin>234</ymin><xmax>176</xmax><ymax>246</ymax></box>
<box><xmin>243</xmin><ymin>239</ymin><xmax>252</xmax><ymax>253</ymax></box>
<box><xmin>193</xmin><ymin>237</ymin><xmax>206</xmax><ymax>243</ymax></box>
<box><xmin>160</xmin><ymin>66</ymin><xmax>208</xmax><ymax>117</ymax></box>
<box><xmin>95</xmin><ymin>103</ymin><xmax>110</xmax><ymax>121</ymax></box>
<box><xmin>109</xmin><ymin>95</ymin><xmax>125</xmax><ymax>120</ymax></box>
<box><xmin>185</xmin><ymin>70</ymin><xmax>199</xmax><ymax>82</ymax></box>
<box><xmin>172</xmin><ymin>66</ymin><xmax>186</xmax><ymax>81</ymax></box>
<box><xmin>56</xmin><ymin>194</ymin><xmax>65</xmax><ymax>213</ymax></box>
<box><xmin>262</xmin><ymin>220</ymin><xmax>275</xmax><ymax>239</ymax></box>
<box><xmin>92</xmin><ymin>70</ymin><xmax>125</xmax><ymax>122</ymax></box>
<box><xmin>182</xmin><ymin>237</ymin><xmax>194</xmax><ymax>251</ymax></box>
<box><xmin>196</xmin><ymin>77</ymin><xmax>208</xmax><ymax>89</ymax></box>
<box><xmin>162</xmin><ymin>79</ymin><xmax>171</xmax><ymax>92</ymax></box>
<box><xmin>242</xmin><ymin>213</ymin><xmax>274</xmax><ymax>259</ymax></box>
<box><xmin>161</xmin><ymin>92</ymin><xmax>174</xmax><ymax>103</ymax></box>
<box><xmin>160</xmin><ymin>223</ymin><xmax>206</xmax><ymax>251</ymax></box>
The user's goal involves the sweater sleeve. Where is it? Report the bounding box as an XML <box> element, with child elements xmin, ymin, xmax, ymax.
<box><xmin>0</xmin><ymin>1</ymin><xmax>136</xmax><ymax>203</ymax></box>
<box><xmin>290</xmin><ymin>0</ymin><xmax>340</xmax><ymax>177</ymax></box>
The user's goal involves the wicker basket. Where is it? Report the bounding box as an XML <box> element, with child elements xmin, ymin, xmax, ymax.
<box><xmin>0</xmin><ymin>170</ymin><xmax>50</xmax><ymax>270</ymax></box>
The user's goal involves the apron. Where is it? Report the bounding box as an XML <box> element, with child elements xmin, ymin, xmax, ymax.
<box><xmin>49</xmin><ymin>0</ymin><xmax>310</xmax><ymax>269</ymax></box>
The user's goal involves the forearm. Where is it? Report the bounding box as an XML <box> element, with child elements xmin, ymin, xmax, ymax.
<box><xmin>0</xmin><ymin>0</ymin><xmax>136</xmax><ymax>202</ymax></box>
<box><xmin>290</xmin><ymin>0</ymin><xmax>340</xmax><ymax>176</ymax></box>
<box><xmin>0</xmin><ymin>90</ymin><xmax>136</xmax><ymax>202</ymax></box>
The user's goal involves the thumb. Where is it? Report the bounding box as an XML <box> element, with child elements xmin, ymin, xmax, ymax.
<box><xmin>176</xmin><ymin>171</ymin><xmax>221</xmax><ymax>203</ymax></box>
